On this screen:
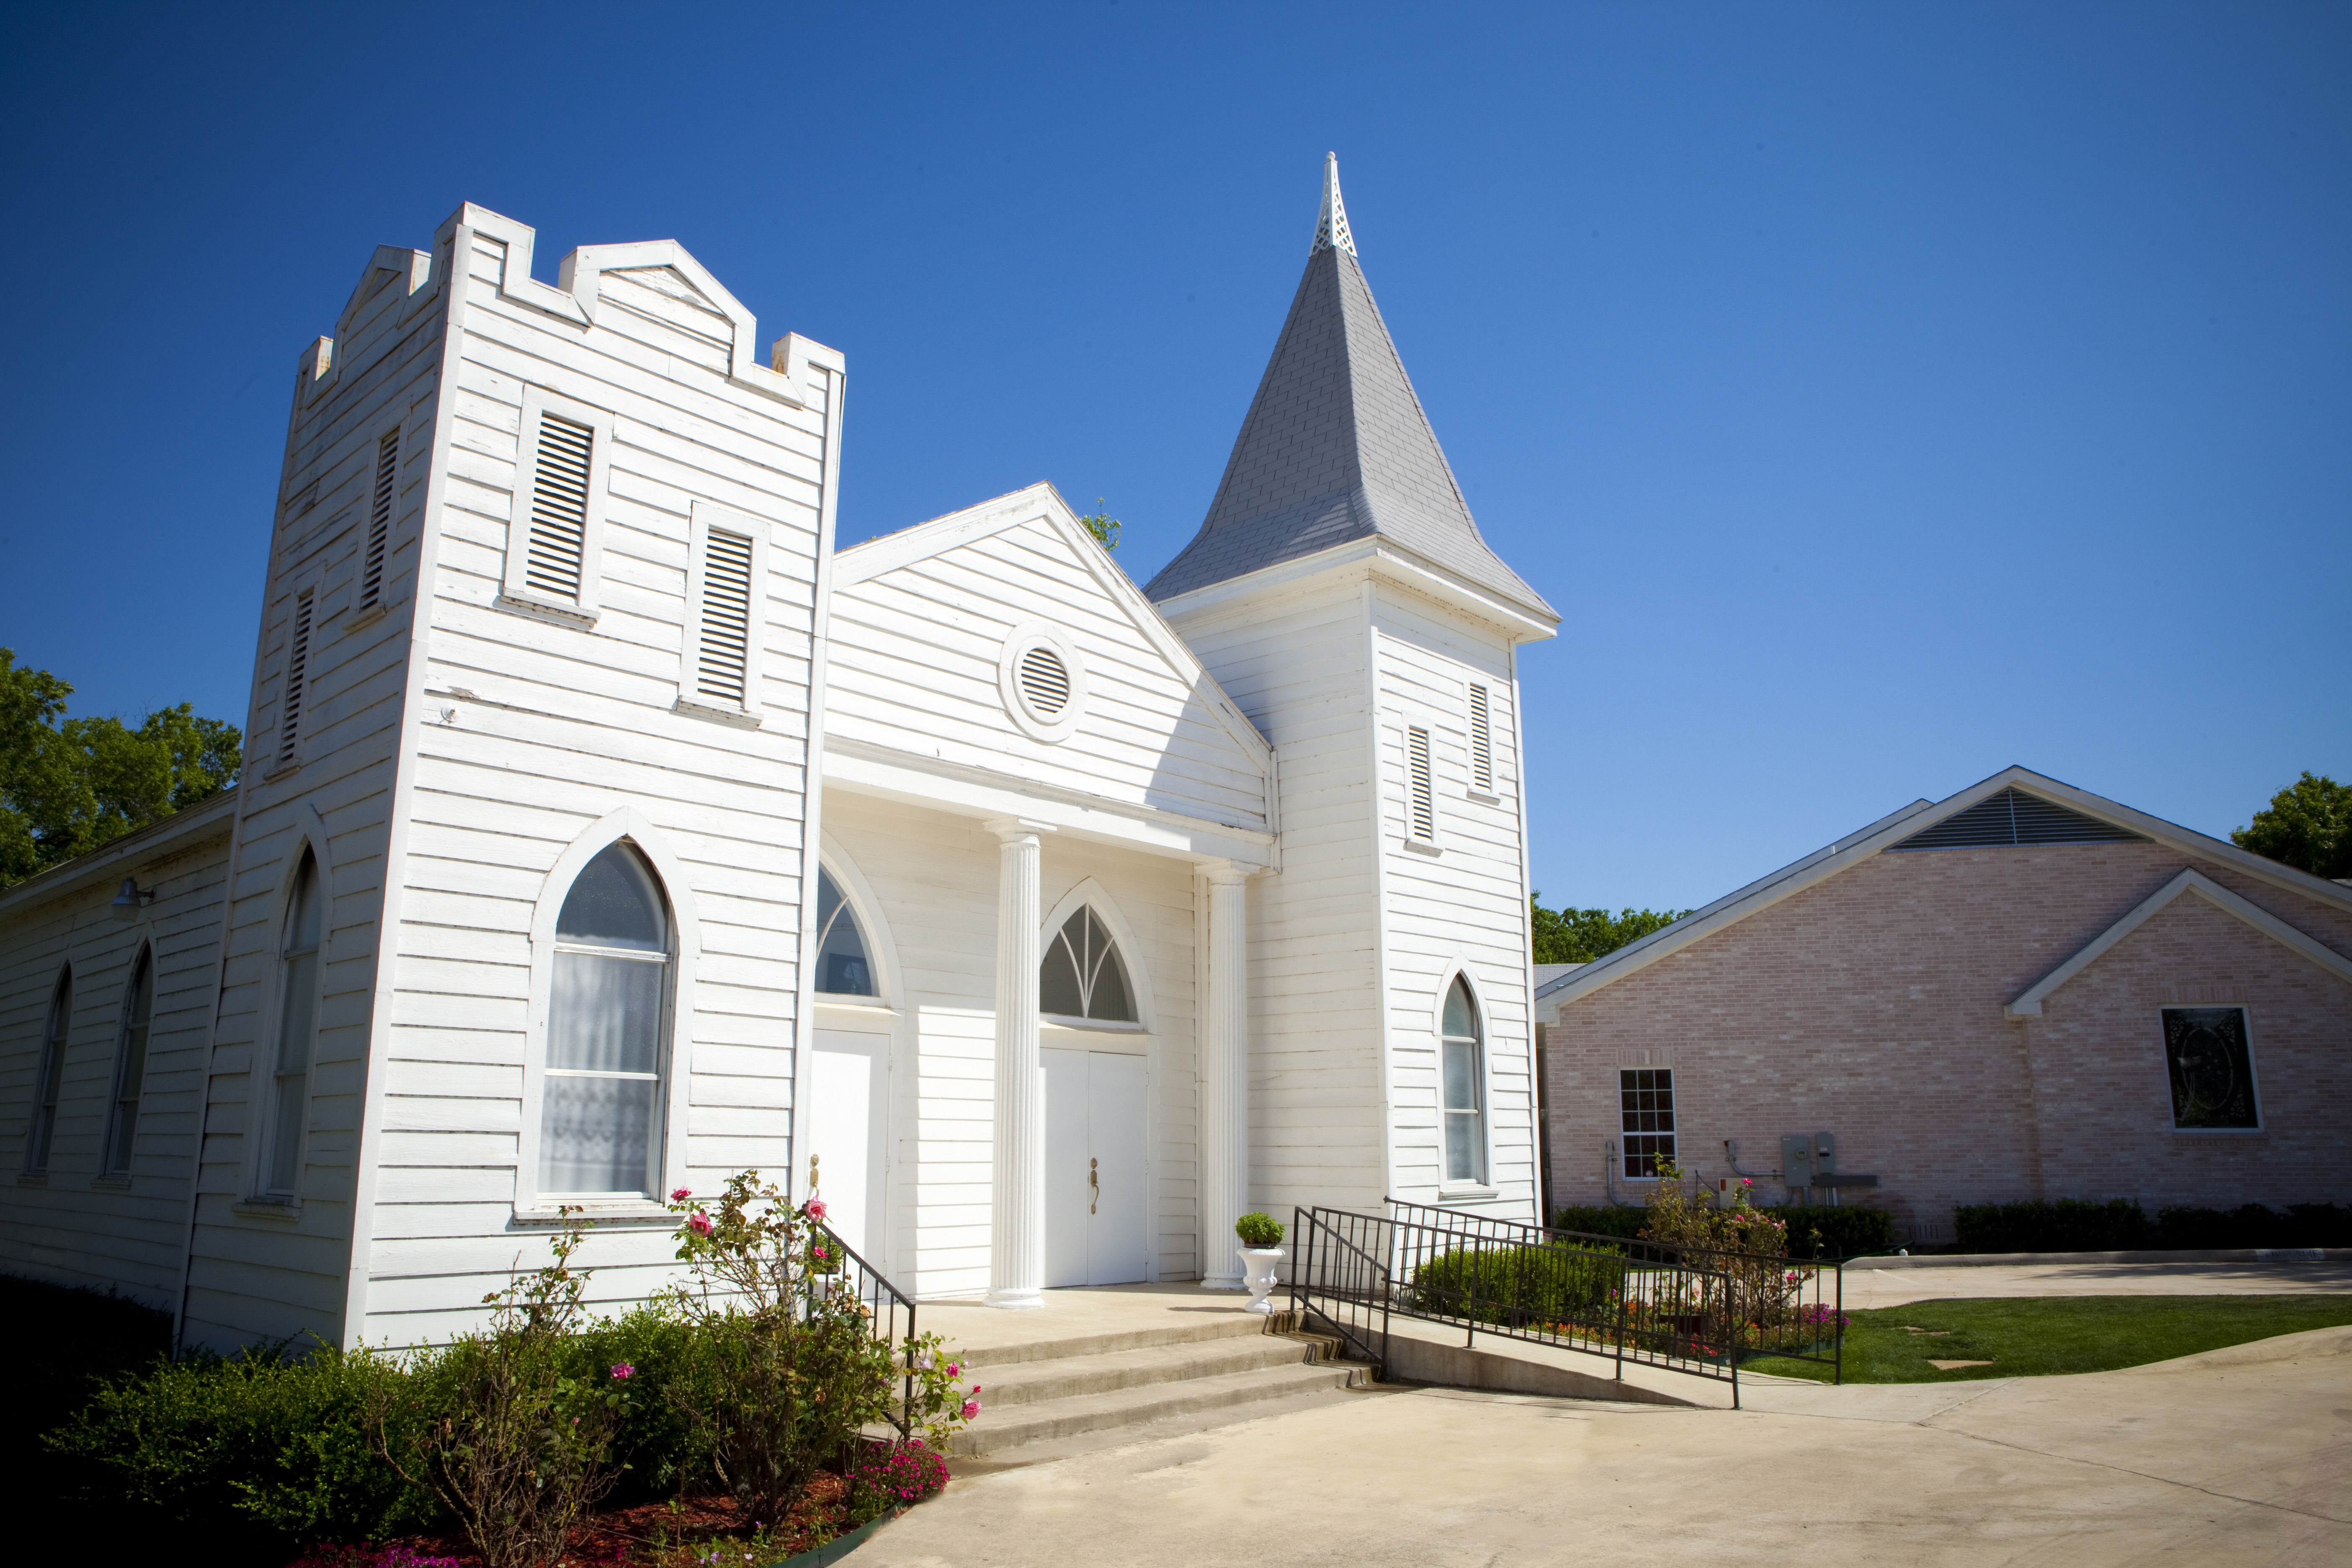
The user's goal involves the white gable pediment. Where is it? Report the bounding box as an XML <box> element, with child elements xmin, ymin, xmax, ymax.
<box><xmin>825</xmin><ymin>485</ymin><xmax>1273</xmax><ymax>835</ymax></box>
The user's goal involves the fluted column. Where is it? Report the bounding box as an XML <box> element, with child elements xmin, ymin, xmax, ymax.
<box><xmin>1198</xmin><ymin>861</ymin><xmax>1251</xmax><ymax>1288</ymax></box>
<box><xmin>986</xmin><ymin>819</ymin><xmax>1049</xmax><ymax>1309</ymax></box>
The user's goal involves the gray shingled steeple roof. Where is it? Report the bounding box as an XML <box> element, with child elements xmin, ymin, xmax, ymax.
<box><xmin>1145</xmin><ymin>156</ymin><xmax>1555</xmax><ymax>621</ymax></box>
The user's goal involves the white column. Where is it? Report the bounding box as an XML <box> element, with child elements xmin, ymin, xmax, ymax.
<box><xmin>1198</xmin><ymin>861</ymin><xmax>1250</xmax><ymax>1288</ymax></box>
<box><xmin>985</xmin><ymin>820</ymin><xmax>1049</xmax><ymax>1308</ymax></box>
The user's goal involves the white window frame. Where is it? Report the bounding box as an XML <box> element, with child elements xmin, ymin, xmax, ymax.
<box><xmin>676</xmin><ymin>499</ymin><xmax>771</xmax><ymax>724</ymax></box>
<box><xmin>99</xmin><ymin>943</ymin><xmax>155</xmax><ymax>1179</ymax></box>
<box><xmin>245</xmin><ymin>825</ymin><xmax>330</xmax><ymax>1210</ymax></box>
<box><xmin>499</xmin><ymin>384</ymin><xmax>615</xmax><ymax>624</ymax></box>
<box><xmin>1619</xmin><ymin>1066</ymin><xmax>1677</xmax><ymax>1181</ymax></box>
<box><xmin>1037</xmin><ymin>879</ymin><xmax>1153</xmax><ymax>1036</ymax></box>
<box><xmin>812</xmin><ymin>859</ymin><xmax>892</xmax><ymax>1006</ymax></box>
<box><xmin>514</xmin><ymin>808</ymin><xmax>699</xmax><ymax>1222</ymax></box>
<box><xmin>1434</xmin><ymin>968</ymin><xmax>1494</xmax><ymax>1196</ymax></box>
<box><xmin>23</xmin><ymin>963</ymin><xmax>72</xmax><ymax>1175</ymax></box>
<box><xmin>2156</xmin><ymin>1003</ymin><xmax>2264</xmax><ymax>1135</ymax></box>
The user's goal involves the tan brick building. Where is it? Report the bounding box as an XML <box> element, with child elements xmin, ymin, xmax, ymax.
<box><xmin>1538</xmin><ymin>767</ymin><xmax>2352</xmax><ymax>1244</ymax></box>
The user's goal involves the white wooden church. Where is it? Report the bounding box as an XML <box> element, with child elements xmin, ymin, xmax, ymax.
<box><xmin>0</xmin><ymin>158</ymin><xmax>1558</xmax><ymax>1349</ymax></box>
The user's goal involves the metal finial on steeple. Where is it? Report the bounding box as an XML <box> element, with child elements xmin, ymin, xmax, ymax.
<box><xmin>1311</xmin><ymin>151</ymin><xmax>1356</xmax><ymax>258</ymax></box>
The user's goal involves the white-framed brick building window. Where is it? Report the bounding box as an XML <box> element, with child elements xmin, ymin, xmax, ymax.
<box><xmin>1620</xmin><ymin>1068</ymin><xmax>1675</xmax><ymax>1178</ymax></box>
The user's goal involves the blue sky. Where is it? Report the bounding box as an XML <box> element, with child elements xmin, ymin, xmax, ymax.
<box><xmin>2</xmin><ymin>3</ymin><xmax>2344</xmax><ymax>911</ymax></box>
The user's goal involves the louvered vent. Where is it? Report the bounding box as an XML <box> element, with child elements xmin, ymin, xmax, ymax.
<box><xmin>524</xmin><ymin>413</ymin><xmax>595</xmax><ymax>602</ymax></box>
<box><xmin>361</xmin><ymin>430</ymin><xmax>398</xmax><ymax>610</ymax></box>
<box><xmin>695</xmin><ymin>528</ymin><xmax>756</xmax><ymax>708</ymax></box>
<box><xmin>1468</xmin><ymin>685</ymin><xmax>1493</xmax><ymax>793</ymax></box>
<box><xmin>1017</xmin><ymin>646</ymin><xmax>1071</xmax><ymax>717</ymax></box>
<box><xmin>1407</xmin><ymin>726</ymin><xmax>1436</xmax><ymax>841</ymax></box>
<box><xmin>279</xmin><ymin>593</ymin><xmax>313</xmax><ymax>764</ymax></box>
<box><xmin>1892</xmin><ymin>787</ymin><xmax>2145</xmax><ymax>851</ymax></box>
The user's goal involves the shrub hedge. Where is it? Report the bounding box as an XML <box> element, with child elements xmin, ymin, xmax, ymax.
<box><xmin>1955</xmin><ymin>1199</ymin><xmax>2352</xmax><ymax>1254</ymax></box>
<box><xmin>1550</xmin><ymin>1202</ymin><xmax>1895</xmax><ymax>1259</ymax></box>
<box><xmin>1410</xmin><ymin>1241</ymin><xmax>1624</xmax><ymax>1326</ymax></box>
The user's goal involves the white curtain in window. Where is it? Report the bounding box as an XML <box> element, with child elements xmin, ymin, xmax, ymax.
<box><xmin>542</xmin><ymin>842</ymin><xmax>670</xmax><ymax>1195</ymax></box>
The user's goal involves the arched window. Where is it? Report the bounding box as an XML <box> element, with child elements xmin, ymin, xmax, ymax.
<box><xmin>265</xmin><ymin>851</ymin><xmax>322</xmax><ymax>1197</ymax></box>
<box><xmin>25</xmin><ymin>968</ymin><xmax>71</xmax><ymax>1174</ymax></box>
<box><xmin>1040</xmin><ymin>907</ymin><xmax>1136</xmax><ymax>1023</ymax></box>
<box><xmin>814</xmin><ymin>867</ymin><xmax>877</xmax><ymax>998</ymax></box>
<box><xmin>103</xmin><ymin>948</ymin><xmax>154</xmax><ymax>1175</ymax></box>
<box><xmin>1441</xmin><ymin>977</ymin><xmax>1485</xmax><ymax>1184</ymax></box>
<box><xmin>542</xmin><ymin>842</ymin><xmax>671</xmax><ymax>1197</ymax></box>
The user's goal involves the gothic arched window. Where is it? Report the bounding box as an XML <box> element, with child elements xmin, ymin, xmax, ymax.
<box><xmin>1441</xmin><ymin>977</ymin><xmax>1486</xmax><ymax>1184</ymax></box>
<box><xmin>264</xmin><ymin>851</ymin><xmax>322</xmax><ymax>1197</ymax></box>
<box><xmin>103</xmin><ymin>947</ymin><xmax>154</xmax><ymax>1175</ymax></box>
<box><xmin>542</xmin><ymin>842</ymin><xmax>671</xmax><ymax>1197</ymax></box>
<box><xmin>25</xmin><ymin>967</ymin><xmax>71</xmax><ymax>1174</ymax></box>
<box><xmin>1039</xmin><ymin>907</ymin><xmax>1137</xmax><ymax>1023</ymax></box>
<box><xmin>814</xmin><ymin>868</ymin><xmax>877</xmax><ymax>998</ymax></box>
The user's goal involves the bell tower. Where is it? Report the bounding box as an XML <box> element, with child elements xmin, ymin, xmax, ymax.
<box><xmin>1152</xmin><ymin>156</ymin><xmax>1560</xmax><ymax>1236</ymax></box>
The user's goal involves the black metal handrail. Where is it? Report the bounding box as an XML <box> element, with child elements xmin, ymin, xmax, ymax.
<box><xmin>1289</xmin><ymin>1206</ymin><xmax>1393</xmax><ymax>1374</ymax></box>
<box><xmin>807</xmin><ymin>1219</ymin><xmax>920</xmax><ymax>1437</ymax></box>
<box><xmin>1385</xmin><ymin>1198</ymin><xmax>1846</xmax><ymax>1385</ymax></box>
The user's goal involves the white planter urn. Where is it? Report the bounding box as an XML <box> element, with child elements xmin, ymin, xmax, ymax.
<box><xmin>1237</xmin><ymin>1246</ymin><xmax>1286</xmax><ymax>1315</ymax></box>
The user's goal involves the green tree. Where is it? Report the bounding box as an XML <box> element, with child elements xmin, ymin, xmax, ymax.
<box><xmin>1077</xmin><ymin>497</ymin><xmax>1120</xmax><ymax>552</ymax></box>
<box><xmin>2232</xmin><ymin>772</ymin><xmax>2352</xmax><ymax>881</ymax></box>
<box><xmin>1529</xmin><ymin>891</ymin><xmax>1690</xmax><ymax>965</ymax></box>
<box><xmin>0</xmin><ymin>648</ymin><xmax>243</xmax><ymax>889</ymax></box>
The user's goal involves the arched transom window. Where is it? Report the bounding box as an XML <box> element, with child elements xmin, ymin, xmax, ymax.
<box><xmin>543</xmin><ymin>842</ymin><xmax>671</xmax><ymax>1197</ymax></box>
<box><xmin>1040</xmin><ymin>907</ymin><xmax>1136</xmax><ymax>1023</ymax></box>
<box><xmin>1441</xmin><ymin>977</ymin><xmax>1485</xmax><ymax>1184</ymax></box>
<box><xmin>814</xmin><ymin>868</ymin><xmax>877</xmax><ymax>998</ymax></box>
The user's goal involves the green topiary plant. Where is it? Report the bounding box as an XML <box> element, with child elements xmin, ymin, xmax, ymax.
<box><xmin>1233</xmin><ymin>1212</ymin><xmax>1284</xmax><ymax>1248</ymax></box>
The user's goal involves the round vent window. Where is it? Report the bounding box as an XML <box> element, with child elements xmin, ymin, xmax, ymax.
<box><xmin>998</xmin><ymin>624</ymin><xmax>1086</xmax><ymax>743</ymax></box>
<box><xmin>1017</xmin><ymin>646</ymin><xmax>1071</xmax><ymax>717</ymax></box>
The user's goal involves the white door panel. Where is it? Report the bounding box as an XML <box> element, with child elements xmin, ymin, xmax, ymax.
<box><xmin>810</xmin><ymin>1029</ymin><xmax>888</xmax><ymax>1266</ymax></box>
<box><xmin>1044</xmin><ymin>1048</ymin><xmax>1090</xmax><ymax>1287</ymax></box>
<box><xmin>1087</xmin><ymin>1052</ymin><xmax>1148</xmax><ymax>1285</ymax></box>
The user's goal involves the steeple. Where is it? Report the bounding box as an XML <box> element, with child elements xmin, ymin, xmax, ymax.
<box><xmin>1146</xmin><ymin>157</ymin><xmax>1553</xmax><ymax>621</ymax></box>
<box><xmin>1312</xmin><ymin>150</ymin><xmax>1355</xmax><ymax>258</ymax></box>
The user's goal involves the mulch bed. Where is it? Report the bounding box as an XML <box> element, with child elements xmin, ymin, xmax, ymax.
<box><xmin>301</xmin><ymin>1474</ymin><xmax>863</xmax><ymax>1568</ymax></box>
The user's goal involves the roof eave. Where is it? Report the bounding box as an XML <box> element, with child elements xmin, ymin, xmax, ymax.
<box><xmin>0</xmin><ymin>792</ymin><xmax>240</xmax><ymax>922</ymax></box>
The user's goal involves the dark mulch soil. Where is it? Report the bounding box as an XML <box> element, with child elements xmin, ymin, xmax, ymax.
<box><xmin>299</xmin><ymin>1475</ymin><xmax>865</xmax><ymax>1568</ymax></box>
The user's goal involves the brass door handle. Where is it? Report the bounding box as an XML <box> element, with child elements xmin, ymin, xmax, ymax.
<box><xmin>1090</xmin><ymin>1157</ymin><xmax>1099</xmax><ymax>1215</ymax></box>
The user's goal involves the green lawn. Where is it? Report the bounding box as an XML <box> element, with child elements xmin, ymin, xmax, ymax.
<box><xmin>1743</xmin><ymin>1294</ymin><xmax>2352</xmax><ymax>1383</ymax></box>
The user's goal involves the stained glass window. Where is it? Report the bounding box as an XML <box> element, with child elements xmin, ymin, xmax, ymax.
<box><xmin>2161</xmin><ymin>1007</ymin><xmax>2259</xmax><ymax>1130</ymax></box>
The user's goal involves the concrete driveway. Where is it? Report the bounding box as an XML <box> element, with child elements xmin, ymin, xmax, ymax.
<box><xmin>859</xmin><ymin>1324</ymin><xmax>2352</xmax><ymax>1567</ymax></box>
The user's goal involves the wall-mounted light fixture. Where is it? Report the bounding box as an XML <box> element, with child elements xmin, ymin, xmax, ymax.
<box><xmin>111</xmin><ymin>877</ymin><xmax>157</xmax><ymax>922</ymax></box>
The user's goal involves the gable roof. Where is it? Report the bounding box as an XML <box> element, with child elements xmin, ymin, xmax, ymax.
<box><xmin>1143</xmin><ymin>156</ymin><xmax>1554</xmax><ymax>623</ymax></box>
<box><xmin>832</xmin><ymin>482</ymin><xmax>1274</xmax><ymax>774</ymax></box>
<box><xmin>2006</xmin><ymin>867</ymin><xmax>2352</xmax><ymax>1016</ymax></box>
<box><xmin>1547</xmin><ymin>765</ymin><xmax>2352</xmax><ymax>1009</ymax></box>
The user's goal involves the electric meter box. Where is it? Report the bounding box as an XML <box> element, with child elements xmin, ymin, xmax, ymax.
<box><xmin>1780</xmin><ymin>1134</ymin><xmax>1814</xmax><ymax>1186</ymax></box>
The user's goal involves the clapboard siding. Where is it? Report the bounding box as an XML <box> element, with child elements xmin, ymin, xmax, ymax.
<box><xmin>350</xmin><ymin>217</ymin><xmax>828</xmax><ymax>1346</ymax></box>
<box><xmin>0</xmin><ymin>818</ymin><xmax>233</xmax><ymax>1306</ymax></box>
<box><xmin>828</xmin><ymin>515</ymin><xmax>1269</xmax><ymax>833</ymax></box>
<box><xmin>1167</xmin><ymin>577</ymin><xmax>1389</xmax><ymax>1217</ymax></box>
<box><xmin>1370</xmin><ymin>583</ymin><xmax>1537</xmax><ymax>1218</ymax></box>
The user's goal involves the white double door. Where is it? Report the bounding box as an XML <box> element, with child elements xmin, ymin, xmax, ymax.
<box><xmin>1043</xmin><ymin>1047</ymin><xmax>1148</xmax><ymax>1287</ymax></box>
<box><xmin>808</xmin><ymin>1029</ymin><xmax>889</xmax><ymax>1266</ymax></box>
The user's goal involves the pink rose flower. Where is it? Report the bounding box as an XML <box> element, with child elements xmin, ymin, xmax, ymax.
<box><xmin>806</xmin><ymin>1197</ymin><xmax>828</xmax><ymax>1220</ymax></box>
<box><xmin>690</xmin><ymin>1211</ymin><xmax>714</xmax><ymax>1236</ymax></box>
<box><xmin>962</xmin><ymin>1399</ymin><xmax>981</xmax><ymax>1420</ymax></box>
<box><xmin>813</xmin><ymin>1243</ymin><xmax>828</xmax><ymax>1259</ymax></box>
<box><xmin>671</xmin><ymin>1187</ymin><xmax>691</xmax><ymax>1202</ymax></box>
<box><xmin>611</xmin><ymin>1362</ymin><xmax>634</xmax><ymax>1380</ymax></box>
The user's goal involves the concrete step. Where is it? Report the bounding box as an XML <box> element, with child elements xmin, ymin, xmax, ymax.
<box><xmin>972</xmin><ymin>1329</ymin><xmax>1345</xmax><ymax>1409</ymax></box>
<box><xmin>947</xmin><ymin>1378</ymin><xmax>1398</xmax><ymax>1476</ymax></box>
<box><xmin>942</xmin><ymin>1308</ymin><xmax>1272</xmax><ymax>1369</ymax></box>
<box><xmin>949</xmin><ymin>1353</ymin><xmax>1374</xmax><ymax>1458</ymax></box>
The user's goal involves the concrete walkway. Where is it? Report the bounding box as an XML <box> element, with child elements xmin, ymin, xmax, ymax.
<box><xmin>861</xmin><ymin>1323</ymin><xmax>2352</xmax><ymax>1566</ymax></box>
